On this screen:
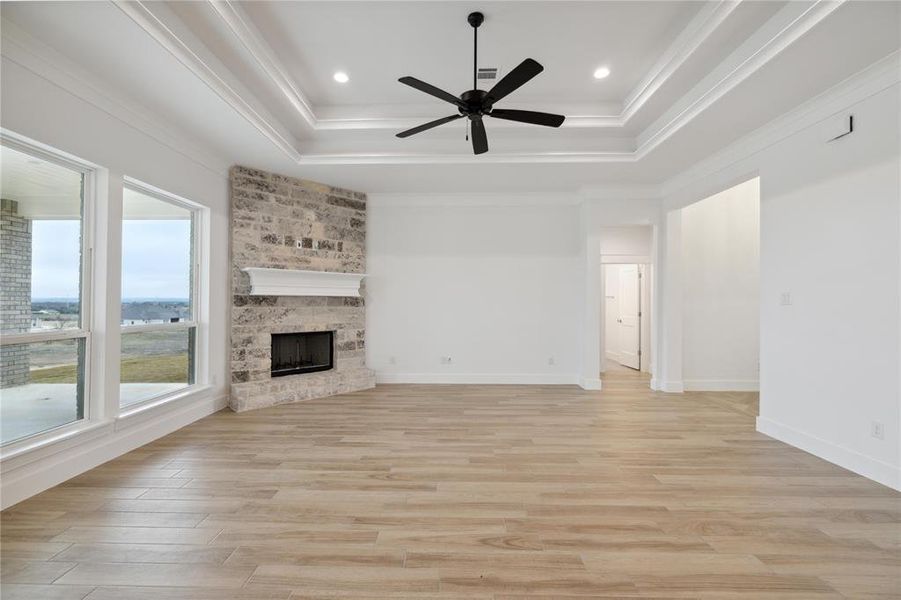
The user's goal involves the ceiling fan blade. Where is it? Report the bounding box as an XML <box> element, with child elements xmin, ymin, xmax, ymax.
<box><xmin>488</xmin><ymin>109</ymin><xmax>565</xmax><ymax>128</ymax></box>
<box><xmin>485</xmin><ymin>58</ymin><xmax>543</xmax><ymax>105</ymax></box>
<box><xmin>398</xmin><ymin>76</ymin><xmax>463</xmax><ymax>106</ymax></box>
<box><xmin>470</xmin><ymin>117</ymin><xmax>488</xmax><ymax>155</ymax></box>
<box><xmin>396</xmin><ymin>114</ymin><xmax>464</xmax><ymax>138</ymax></box>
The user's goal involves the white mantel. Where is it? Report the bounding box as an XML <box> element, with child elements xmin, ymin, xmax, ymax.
<box><xmin>242</xmin><ymin>267</ymin><xmax>366</xmax><ymax>297</ymax></box>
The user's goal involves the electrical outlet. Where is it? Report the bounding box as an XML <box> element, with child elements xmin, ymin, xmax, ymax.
<box><xmin>388</xmin><ymin>356</ymin><xmax>396</xmax><ymax>365</ymax></box>
<box><xmin>780</xmin><ymin>292</ymin><xmax>792</xmax><ymax>306</ymax></box>
<box><xmin>871</xmin><ymin>421</ymin><xmax>885</xmax><ymax>440</ymax></box>
<box><xmin>548</xmin><ymin>356</ymin><xmax>555</xmax><ymax>366</ymax></box>
<box><xmin>440</xmin><ymin>356</ymin><xmax>452</xmax><ymax>364</ymax></box>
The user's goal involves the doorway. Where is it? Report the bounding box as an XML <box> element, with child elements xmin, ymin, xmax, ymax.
<box><xmin>603</xmin><ymin>263</ymin><xmax>649</xmax><ymax>372</ymax></box>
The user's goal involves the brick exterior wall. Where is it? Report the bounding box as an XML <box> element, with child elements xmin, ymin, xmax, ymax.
<box><xmin>1</xmin><ymin>199</ymin><xmax>32</xmax><ymax>386</ymax></box>
<box><xmin>229</xmin><ymin>166</ymin><xmax>374</xmax><ymax>412</ymax></box>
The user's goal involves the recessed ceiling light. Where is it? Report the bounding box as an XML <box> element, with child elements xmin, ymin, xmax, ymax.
<box><xmin>333</xmin><ymin>71</ymin><xmax>349</xmax><ymax>83</ymax></box>
<box><xmin>593</xmin><ymin>66</ymin><xmax>611</xmax><ymax>80</ymax></box>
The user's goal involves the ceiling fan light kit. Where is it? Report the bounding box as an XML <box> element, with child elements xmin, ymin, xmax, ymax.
<box><xmin>396</xmin><ymin>11</ymin><xmax>566</xmax><ymax>155</ymax></box>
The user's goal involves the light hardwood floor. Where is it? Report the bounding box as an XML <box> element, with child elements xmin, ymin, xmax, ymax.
<box><xmin>2</xmin><ymin>372</ymin><xmax>899</xmax><ymax>599</ymax></box>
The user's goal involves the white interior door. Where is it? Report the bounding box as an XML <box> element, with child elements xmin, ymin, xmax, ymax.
<box><xmin>617</xmin><ymin>264</ymin><xmax>641</xmax><ymax>369</ymax></box>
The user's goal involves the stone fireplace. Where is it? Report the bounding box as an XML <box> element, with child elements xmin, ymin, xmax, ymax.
<box><xmin>229</xmin><ymin>166</ymin><xmax>375</xmax><ymax>412</ymax></box>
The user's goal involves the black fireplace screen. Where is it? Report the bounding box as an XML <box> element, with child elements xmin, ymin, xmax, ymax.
<box><xmin>270</xmin><ymin>331</ymin><xmax>334</xmax><ymax>377</ymax></box>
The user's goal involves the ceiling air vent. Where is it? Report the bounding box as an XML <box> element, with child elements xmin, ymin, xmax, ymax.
<box><xmin>477</xmin><ymin>67</ymin><xmax>499</xmax><ymax>81</ymax></box>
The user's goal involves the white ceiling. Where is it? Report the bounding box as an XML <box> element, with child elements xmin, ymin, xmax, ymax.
<box><xmin>1</xmin><ymin>1</ymin><xmax>899</xmax><ymax>195</ymax></box>
<box><xmin>236</xmin><ymin>1</ymin><xmax>702</xmax><ymax>106</ymax></box>
<box><xmin>0</xmin><ymin>144</ymin><xmax>82</xmax><ymax>218</ymax></box>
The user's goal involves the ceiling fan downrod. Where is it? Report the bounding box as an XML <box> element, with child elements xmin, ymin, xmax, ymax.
<box><xmin>468</xmin><ymin>12</ymin><xmax>484</xmax><ymax>91</ymax></box>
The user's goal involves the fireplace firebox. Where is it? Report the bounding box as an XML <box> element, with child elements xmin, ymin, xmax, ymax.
<box><xmin>270</xmin><ymin>331</ymin><xmax>334</xmax><ymax>377</ymax></box>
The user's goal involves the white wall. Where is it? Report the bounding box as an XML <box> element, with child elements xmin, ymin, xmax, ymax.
<box><xmin>661</xmin><ymin>65</ymin><xmax>900</xmax><ymax>489</ymax></box>
<box><xmin>1</xmin><ymin>48</ymin><xmax>230</xmax><ymax>506</ymax></box>
<box><xmin>599</xmin><ymin>226</ymin><xmax>653</xmax><ymax>260</ymax></box>
<box><xmin>681</xmin><ymin>178</ymin><xmax>760</xmax><ymax>390</ymax></box>
<box><xmin>366</xmin><ymin>201</ymin><xmax>581</xmax><ymax>384</ymax></box>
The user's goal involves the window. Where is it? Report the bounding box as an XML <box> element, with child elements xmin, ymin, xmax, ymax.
<box><xmin>120</xmin><ymin>183</ymin><xmax>198</xmax><ymax>407</ymax></box>
<box><xmin>0</xmin><ymin>142</ymin><xmax>91</xmax><ymax>444</ymax></box>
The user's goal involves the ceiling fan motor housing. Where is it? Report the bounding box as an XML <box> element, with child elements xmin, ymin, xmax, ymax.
<box><xmin>460</xmin><ymin>89</ymin><xmax>490</xmax><ymax>116</ymax></box>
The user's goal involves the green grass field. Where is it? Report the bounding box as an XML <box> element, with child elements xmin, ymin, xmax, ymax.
<box><xmin>30</xmin><ymin>354</ymin><xmax>189</xmax><ymax>384</ymax></box>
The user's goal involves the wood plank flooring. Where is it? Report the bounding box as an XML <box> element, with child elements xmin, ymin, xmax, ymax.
<box><xmin>2</xmin><ymin>372</ymin><xmax>899</xmax><ymax>599</ymax></box>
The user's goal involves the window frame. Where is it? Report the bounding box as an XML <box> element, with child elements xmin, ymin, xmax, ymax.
<box><xmin>0</xmin><ymin>133</ymin><xmax>96</xmax><ymax>447</ymax></box>
<box><xmin>119</xmin><ymin>177</ymin><xmax>203</xmax><ymax>410</ymax></box>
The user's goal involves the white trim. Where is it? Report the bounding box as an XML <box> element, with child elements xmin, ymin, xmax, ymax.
<box><xmin>622</xmin><ymin>0</ymin><xmax>741</xmax><ymax>121</ymax></box>
<box><xmin>661</xmin><ymin>51</ymin><xmax>901</xmax><ymax>201</ymax></box>
<box><xmin>112</xmin><ymin>0</ymin><xmax>302</xmax><ymax>162</ymax></box>
<box><xmin>0</xmin><ymin>391</ymin><xmax>227</xmax><ymax>509</ymax></box>
<box><xmin>600</xmin><ymin>255</ymin><xmax>652</xmax><ymax>265</ymax></box>
<box><xmin>0</xmin><ymin>19</ymin><xmax>228</xmax><ymax>176</ymax></box>
<box><xmin>120</xmin><ymin>321</ymin><xmax>196</xmax><ymax>334</ymax></box>
<box><xmin>117</xmin><ymin>384</ymin><xmax>212</xmax><ymax>427</ymax></box>
<box><xmin>579</xmin><ymin>377</ymin><xmax>603</xmax><ymax>391</ymax></box>
<box><xmin>375</xmin><ymin>372</ymin><xmax>581</xmax><ymax>386</ymax></box>
<box><xmin>636</xmin><ymin>0</ymin><xmax>846</xmax><ymax>158</ymax></box>
<box><xmin>242</xmin><ymin>267</ymin><xmax>365</xmax><ymax>297</ymax></box>
<box><xmin>208</xmin><ymin>0</ymin><xmax>316</xmax><ymax>129</ymax></box>
<box><xmin>6</xmin><ymin>0</ymin><xmax>852</xmax><ymax>167</ymax></box>
<box><xmin>683</xmin><ymin>379</ymin><xmax>759</xmax><ymax>392</ymax></box>
<box><xmin>296</xmin><ymin>151</ymin><xmax>637</xmax><ymax>166</ymax></box>
<box><xmin>661</xmin><ymin>380</ymin><xmax>685</xmax><ymax>393</ymax></box>
<box><xmin>206</xmin><ymin>0</ymin><xmax>736</xmax><ymax>133</ymax></box>
<box><xmin>757</xmin><ymin>416</ymin><xmax>901</xmax><ymax>491</ymax></box>
<box><xmin>0</xmin><ymin>329</ymin><xmax>88</xmax><ymax>346</ymax></box>
<box><xmin>367</xmin><ymin>192</ymin><xmax>581</xmax><ymax>208</ymax></box>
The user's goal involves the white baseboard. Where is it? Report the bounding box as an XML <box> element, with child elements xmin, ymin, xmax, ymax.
<box><xmin>579</xmin><ymin>377</ymin><xmax>602</xmax><ymax>391</ymax></box>
<box><xmin>375</xmin><ymin>372</ymin><xmax>580</xmax><ymax>385</ymax></box>
<box><xmin>661</xmin><ymin>380</ymin><xmax>684</xmax><ymax>393</ymax></box>
<box><xmin>757</xmin><ymin>416</ymin><xmax>900</xmax><ymax>491</ymax></box>
<box><xmin>684</xmin><ymin>379</ymin><xmax>759</xmax><ymax>392</ymax></box>
<box><xmin>1</xmin><ymin>392</ymin><xmax>228</xmax><ymax>509</ymax></box>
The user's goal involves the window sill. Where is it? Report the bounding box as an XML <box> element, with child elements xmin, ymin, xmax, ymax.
<box><xmin>0</xmin><ymin>419</ymin><xmax>113</xmax><ymax>469</ymax></box>
<box><xmin>1</xmin><ymin>384</ymin><xmax>216</xmax><ymax>472</ymax></box>
<box><xmin>117</xmin><ymin>384</ymin><xmax>213</xmax><ymax>429</ymax></box>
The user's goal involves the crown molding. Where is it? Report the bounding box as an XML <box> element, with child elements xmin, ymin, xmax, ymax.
<box><xmin>0</xmin><ymin>17</ymin><xmax>229</xmax><ymax>176</ymax></box>
<box><xmin>207</xmin><ymin>0</ymin><xmax>316</xmax><ymax>130</ymax></box>
<box><xmin>110</xmin><ymin>0</ymin><xmax>852</xmax><ymax>167</ymax></box>
<box><xmin>578</xmin><ymin>184</ymin><xmax>663</xmax><ymax>201</ymax></box>
<box><xmin>205</xmin><ymin>0</ymin><xmax>739</xmax><ymax>132</ymax></box>
<box><xmin>621</xmin><ymin>0</ymin><xmax>740</xmax><ymax>122</ymax></box>
<box><xmin>660</xmin><ymin>50</ymin><xmax>901</xmax><ymax>201</ymax></box>
<box><xmin>367</xmin><ymin>192</ymin><xmax>582</xmax><ymax>208</ymax></box>
<box><xmin>296</xmin><ymin>150</ymin><xmax>637</xmax><ymax>166</ymax></box>
<box><xmin>636</xmin><ymin>0</ymin><xmax>846</xmax><ymax>158</ymax></box>
<box><xmin>113</xmin><ymin>0</ymin><xmax>303</xmax><ymax>162</ymax></box>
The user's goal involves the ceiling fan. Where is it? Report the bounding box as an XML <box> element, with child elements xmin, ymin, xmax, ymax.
<box><xmin>396</xmin><ymin>11</ymin><xmax>565</xmax><ymax>155</ymax></box>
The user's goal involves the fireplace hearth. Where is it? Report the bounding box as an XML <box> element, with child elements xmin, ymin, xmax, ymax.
<box><xmin>271</xmin><ymin>331</ymin><xmax>334</xmax><ymax>377</ymax></box>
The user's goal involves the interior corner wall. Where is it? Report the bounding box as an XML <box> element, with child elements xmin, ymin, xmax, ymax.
<box><xmin>662</xmin><ymin>80</ymin><xmax>900</xmax><ymax>490</ymax></box>
<box><xmin>366</xmin><ymin>201</ymin><xmax>582</xmax><ymax>384</ymax></box>
<box><xmin>681</xmin><ymin>178</ymin><xmax>760</xmax><ymax>391</ymax></box>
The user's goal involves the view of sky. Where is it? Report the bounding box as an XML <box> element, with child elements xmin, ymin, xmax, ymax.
<box><xmin>31</xmin><ymin>219</ymin><xmax>191</xmax><ymax>300</ymax></box>
<box><xmin>31</xmin><ymin>220</ymin><xmax>81</xmax><ymax>299</ymax></box>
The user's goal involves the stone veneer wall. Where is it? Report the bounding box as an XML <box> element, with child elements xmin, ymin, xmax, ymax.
<box><xmin>1</xmin><ymin>199</ymin><xmax>32</xmax><ymax>386</ymax></box>
<box><xmin>229</xmin><ymin>166</ymin><xmax>375</xmax><ymax>412</ymax></box>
